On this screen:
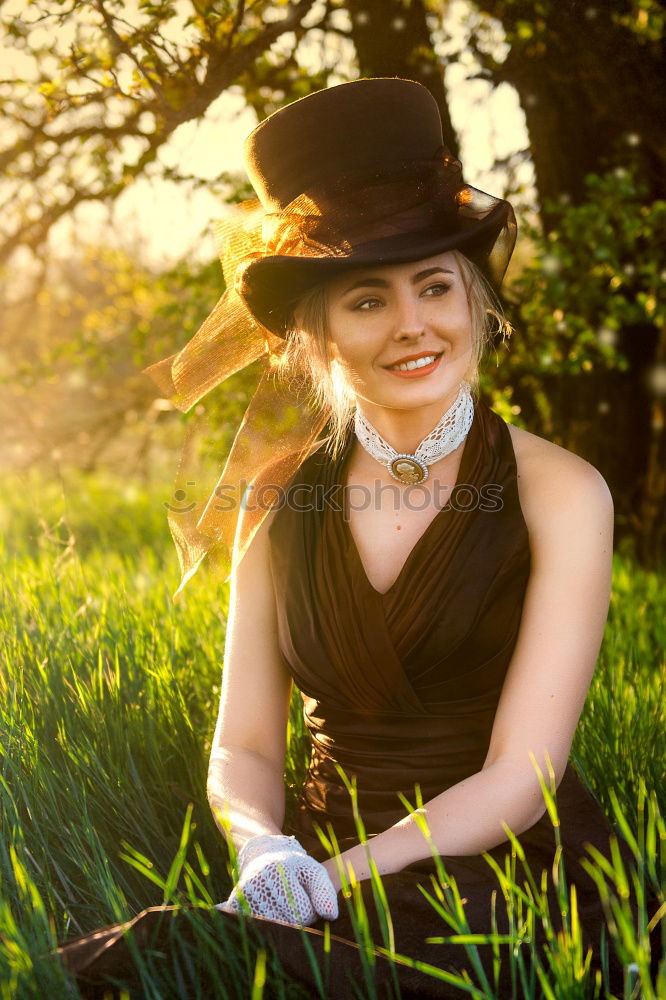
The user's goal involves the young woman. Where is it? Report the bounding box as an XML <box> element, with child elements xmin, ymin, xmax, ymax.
<box><xmin>58</xmin><ymin>77</ymin><xmax>652</xmax><ymax>998</ymax></box>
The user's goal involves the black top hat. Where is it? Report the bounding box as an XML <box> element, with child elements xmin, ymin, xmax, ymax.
<box><xmin>235</xmin><ymin>77</ymin><xmax>517</xmax><ymax>337</ymax></box>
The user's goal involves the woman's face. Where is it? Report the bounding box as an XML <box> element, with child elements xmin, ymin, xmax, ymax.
<box><xmin>324</xmin><ymin>251</ymin><xmax>474</xmax><ymax>414</ymax></box>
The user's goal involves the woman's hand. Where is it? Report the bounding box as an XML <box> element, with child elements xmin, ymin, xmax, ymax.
<box><xmin>217</xmin><ymin>834</ymin><xmax>339</xmax><ymax>926</ymax></box>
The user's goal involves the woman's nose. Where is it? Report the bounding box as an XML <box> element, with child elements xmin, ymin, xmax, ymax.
<box><xmin>393</xmin><ymin>290</ymin><xmax>425</xmax><ymax>339</ymax></box>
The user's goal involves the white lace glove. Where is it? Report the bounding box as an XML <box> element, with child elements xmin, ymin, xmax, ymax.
<box><xmin>217</xmin><ymin>834</ymin><xmax>339</xmax><ymax>926</ymax></box>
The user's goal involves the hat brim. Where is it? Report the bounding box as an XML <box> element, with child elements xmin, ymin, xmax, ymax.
<box><xmin>238</xmin><ymin>200</ymin><xmax>512</xmax><ymax>337</ymax></box>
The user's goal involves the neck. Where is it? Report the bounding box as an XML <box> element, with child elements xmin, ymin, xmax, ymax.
<box><xmin>355</xmin><ymin>384</ymin><xmax>467</xmax><ymax>454</ymax></box>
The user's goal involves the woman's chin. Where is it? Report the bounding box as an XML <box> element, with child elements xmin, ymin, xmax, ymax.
<box><xmin>363</xmin><ymin>370</ymin><xmax>467</xmax><ymax>410</ymax></box>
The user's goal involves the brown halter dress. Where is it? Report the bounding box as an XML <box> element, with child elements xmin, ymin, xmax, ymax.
<box><xmin>58</xmin><ymin>398</ymin><xmax>653</xmax><ymax>998</ymax></box>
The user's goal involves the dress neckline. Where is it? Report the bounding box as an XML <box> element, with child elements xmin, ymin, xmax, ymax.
<box><xmin>337</xmin><ymin>397</ymin><xmax>479</xmax><ymax>598</ymax></box>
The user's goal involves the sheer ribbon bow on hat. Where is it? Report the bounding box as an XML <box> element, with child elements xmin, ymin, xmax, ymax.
<box><xmin>141</xmin><ymin>202</ymin><xmax>331</xmax><ymax>599</ymax></box>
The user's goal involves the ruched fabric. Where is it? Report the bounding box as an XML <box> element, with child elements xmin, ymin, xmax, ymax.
<box><xmin>271</xmin><ymin>396</ymin><xmax>534</xmax><ymax>849</ymax></box>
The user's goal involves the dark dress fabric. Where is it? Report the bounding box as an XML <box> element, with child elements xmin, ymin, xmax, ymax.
<box><xmin>273</xmin><ymin>393</ymin><xmax>532</xmax><ymax>850</ymax></box>
<box><xmin>57</xmin><ymin>398</ymin><xmax>657</xmax><ymax>998</ymax></box>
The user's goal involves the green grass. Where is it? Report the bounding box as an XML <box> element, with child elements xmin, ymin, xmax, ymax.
<box><xmin>0</xmin><ymin>468</ymin><xmax>664</xmax><ymax>998</ymax></box>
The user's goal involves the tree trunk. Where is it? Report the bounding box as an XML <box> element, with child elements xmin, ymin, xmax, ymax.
<box><xmin>346</xmin><ymin>0</ymin><xmax>460</xmax><ymax>157</ymax></box>
<box><xmin>510</xmin><ymin>354</ymin><xmax>657</xmax><ymax>562</ymax></box>
<box><xmin>638</xmin><ymin>320</ymin><xmax>666</xmax><ymax>566</ymax></box>
<box><xmin>481</xmin><ymin>0</ymin><xmax>666</xmax><ymax>213</ymax></box>
<box><xmin>476</xmin><ymin>0</ymin><xmax>666</xmax><ymax>566</ymax></box>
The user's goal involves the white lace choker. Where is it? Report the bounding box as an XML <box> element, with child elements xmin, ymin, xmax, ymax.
<box><xmin>353</xmin><ymin>381</ymin><xmax>475</xmax><ymax>485</ymax></box>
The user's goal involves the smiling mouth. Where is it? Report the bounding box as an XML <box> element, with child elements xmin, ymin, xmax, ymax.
<box><xmin>385</xmin><ymin>352</ymin><xmax>444</xmax><ymax>372</ymax></box>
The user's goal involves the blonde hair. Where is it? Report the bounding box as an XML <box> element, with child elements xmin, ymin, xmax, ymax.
<box><xmin>273</xmin><ymin>250</ymin><xmax>512</xmax><ymax>460</ymax></box>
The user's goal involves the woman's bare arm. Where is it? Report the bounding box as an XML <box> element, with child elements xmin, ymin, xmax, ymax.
<box><xmin>207</xmin><ymin>508</ymin><xmax>293</xmax><ymax>853</ymax></box>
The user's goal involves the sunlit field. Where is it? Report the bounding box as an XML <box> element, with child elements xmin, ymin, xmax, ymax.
<box><xmin>1</xmin><ymin>470</ymin><xmax>664</xmax><ymax>999</ymax></box>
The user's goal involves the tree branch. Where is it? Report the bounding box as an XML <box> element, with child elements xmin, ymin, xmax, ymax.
<box><xmin>1</xmin><ymin>0</ymin><xmax>320</xmax><ymax>262</ymax></box>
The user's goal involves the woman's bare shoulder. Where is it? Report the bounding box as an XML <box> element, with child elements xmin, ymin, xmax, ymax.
<box><xmin>506</xmin><ymin>422</ymin><xmax>612</xmax><ymax>535</ymax></box>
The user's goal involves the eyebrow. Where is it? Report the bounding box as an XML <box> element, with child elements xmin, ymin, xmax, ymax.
<box><xmin>341</xmin><ymin>266</ymin><xmax>454</xmax><ymax>295</ymax></box>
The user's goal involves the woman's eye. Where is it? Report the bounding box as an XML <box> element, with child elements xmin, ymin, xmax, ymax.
<box><xmin>352</xmin><ymin>281</ymin><xmax>451</xmax><ymax>312</ymax></box>
<box><xmin>425</xmin><ymin>283</ymin><xmax>451</xmax><ymax>297</ymax></box>
<box><xmin>354</xmin><ymin>299</ymin><xmax>381</xmax><ymax>312</ymax></box>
